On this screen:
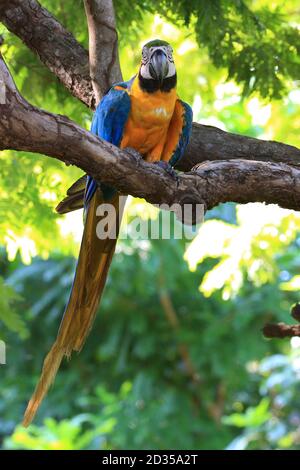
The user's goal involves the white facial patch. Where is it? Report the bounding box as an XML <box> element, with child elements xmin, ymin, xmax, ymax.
<box><xmin>140</xmin><ymin>45</ymin><xmax>176</xmax><ymax>80</ymax></box>
<box><xmin>165</xmin><ymin>62</ymin><xmax>176</xmax><ymax>78</ymax></box>
<box><xmin>140</xmin><ymin>63</ymin><xmax>152</xmax><ymax>79</ymax></box>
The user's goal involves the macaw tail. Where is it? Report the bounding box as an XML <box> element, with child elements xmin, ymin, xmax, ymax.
<box><xmin>23</xmin><ymin>189</ymin><xmax>125</xmax><ymax>427</ymax></box>
<box><xmin>55</xmin><ymin>175</ymin><xmax>87</xmax><ymax>214</ymax></box>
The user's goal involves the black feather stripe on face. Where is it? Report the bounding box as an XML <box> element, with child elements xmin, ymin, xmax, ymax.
<box><xmin>138</xmin><ymin>72</ymin><xmax>177</xmax><ymax>93</ymax></box>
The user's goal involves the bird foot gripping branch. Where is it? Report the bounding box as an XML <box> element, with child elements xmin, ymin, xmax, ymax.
<box><xmin>124</xmin><ymin>147</ymin><xmax>143</xmax><ymax>164</ymax></box>
<box><xmin>155</xmin><ymin>160</ymin><xmax>179</xmax><ymax>182</ymax></box>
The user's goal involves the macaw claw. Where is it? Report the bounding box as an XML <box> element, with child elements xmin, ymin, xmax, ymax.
<box><xmin>154</xmin><ymin>161</ymin><xmax>179</xmax><ymax>182</ymax></box>
<box><xmin>124</xmin><ymin>147</ymin><xmax>143</xmax><ymax>163</ymax></box>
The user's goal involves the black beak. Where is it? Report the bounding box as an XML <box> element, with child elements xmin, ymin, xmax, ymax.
<box><xmin>149</xmin><ymin>49</ymin><xmax>169</xmax><ymax>83</ymax></box>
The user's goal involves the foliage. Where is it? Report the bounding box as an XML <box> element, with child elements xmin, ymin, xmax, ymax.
<box><xmin>0</xmin><ymin>275</ymin><xmax>27</xmax><ymax>339</ymax></box>
<box><xmin>185</xmin><ymin>205</ymin><xmax>300</xmax><ymax>299</ymax></box>
<box><xmin>4</xmin><ymin>414</ymin><xmax>115</xmax><ymax>450</ymax></box>
<box><xmin>115</xmin><ymin>0</ymin><xmax>300</xmax><ymax>99</ymax></box>
<box><xmin>0</xmin><ymin>206</ymin><xmax>299</xmax><ymax>450</ymax></box>
<box><xmin>224</xmin><ymin>346</ymin><xmax>300</xmax><ymax>450</ymax></box>
<box><xmin>0</xmin><ymin>0</ymin><xmax>300</xmax><ymax>451</ymax></box>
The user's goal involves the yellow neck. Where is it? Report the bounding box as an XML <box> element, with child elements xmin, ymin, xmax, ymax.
<box><xmin>120</xmin><ymin>75</ymin><xmax>178</xmax><ymax>161</ymax></box>
<box><xmin>128</xmin><ymin>75</ymin><xmax>177</xmax><ymax>126</ymax></box>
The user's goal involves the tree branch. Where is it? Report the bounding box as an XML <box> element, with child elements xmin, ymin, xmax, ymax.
<box><xmin>83</xmin><ymin>0</ymin><xmax>122</xmax><ymax>103</ymax></box>
<box><xmin>263</xmin><ymin>323</ymin><xmax>300</xmax><ymax>338</ymax></box>
<box><xmin>159</xmin><ymin>290</ymin><xmax>202</xmax><ymax>379</ymax></box>
<box><xmin>263</xmin><ymin>304</ymin><xmax>300</xmax><ymax>338</ymax></box>
<box><xmin>0</xmin><ymin>0</ymin><xmax>94</xmax><ymax>108</ymax></box>
<box><xmin>181</xmin><ymin>124</ymin><xmax>300</xmax><ymax>172</ymax></box>
<box><xmin>2</xmin><ymin>0</ymin><xmax>300</xmax><ymax>173</ymax></box>
<box><xmin>1</xmin><ymin>54</ymin><xmax>300</xmax><ymax>218</ymax></box>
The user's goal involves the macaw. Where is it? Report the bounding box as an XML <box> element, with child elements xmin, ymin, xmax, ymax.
<box><xmin>23</xmin><ymin>39</ymin><xmax>193</xmax><ymax>426</ymax></box>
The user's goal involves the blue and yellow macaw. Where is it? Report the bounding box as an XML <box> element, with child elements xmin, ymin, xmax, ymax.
<box><xmin>23</xmin><ymin>39</ymin><xmax>193</xmax><ymax>425</ymax></box>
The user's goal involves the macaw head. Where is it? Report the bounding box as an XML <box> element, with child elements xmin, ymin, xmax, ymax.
<box><xmin>139</xmin><ymin>39</ymin><xmax>177</xmax><ymax>92</ymax></box>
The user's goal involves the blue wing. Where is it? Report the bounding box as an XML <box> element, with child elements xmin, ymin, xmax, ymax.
<box><xmin>169</xmin><ymin>100</ymin><xmax>193</xmax><ymax>167</ymax></box>
<box><xmin>85</xmin><ymin>80</ymin><xmax>132</xmax><ymax>206</ymax></box>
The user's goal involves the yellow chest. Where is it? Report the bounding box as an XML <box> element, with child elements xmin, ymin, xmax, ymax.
<box><xmin>120</xmin><ymin>78</ymin><xmax>177</xmax><ymax>159</ymax></box>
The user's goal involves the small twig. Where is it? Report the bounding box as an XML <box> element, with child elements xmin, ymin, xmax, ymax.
<box><xmin>158</xmin><ymin>269</ymin><xmax>226</xmax><ymax>423</ymax></box>
<box><xmin>263</xmin><ymin>304</ymin><xmax>300</xmax><ymax>338</ymax></box>
<box><xmin>159</xmin><ymin>290</ymin><xmax>201</xmax><ymax>384</ymax></box>
<box><xmin>263</xmin><ymin>323</ymin><xmax>300</xmax><ymax>338</ymax></box>
<box><xmin>158</xmin><ymin>270</ymin><xmax>202</xmax><ymax>393</ymax></box>
<box><xmin>207</xmin><ymin>383</ymin><xmax>226</xmax><ymax>423</ymax></box>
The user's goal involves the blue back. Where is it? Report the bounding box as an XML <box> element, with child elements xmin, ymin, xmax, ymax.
<box><xmin>85</xmin><ymin>79</ymin><xmax>132</xmax><ymax>205</ymax></box>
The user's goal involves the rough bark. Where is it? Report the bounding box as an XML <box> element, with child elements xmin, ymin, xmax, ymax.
<box><xmin>83</xmin><ymin>0</ymin><xmax>122</xmax><ymax>103</ymax></box>
<box><xmin>1</xmin><ymin>54</ymin><xmax>300</xmax><ymax>218</ymax></box>
<box><xmin>181</xmin><ymin>123</ymin><xmax>300</xmax><ymax>172</ymax></box>
<box><xmin>0</xmin><ymin>0</ymin><xmax>95</xmax><ymax>108</ymax></box>
<box><xmin>1</xmin><ymin>0</ymin><xmax>300</xmax><ymax>172</ymax></box>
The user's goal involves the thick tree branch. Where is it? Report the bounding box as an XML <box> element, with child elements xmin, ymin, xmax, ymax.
<box><xmin>0</xmin><ymin>0</ymin><xmax>94</xmax><ymax>108</ymax></box>
<box><xmin>1</xmin><ymin>54</ymin><xmax>300</xmax><ymax>217</ymax></box>
<box><xmin>181</xmin><ymin>124</ymin><xmax>300</xmax><ymax>172</ymax></box>
<box><xmin>83</xmin><ymin>0</ymin><xmax>122</xmax><ymax>103</ymax></box>
<box><xmin>2</xmin><ymin>0</ymin><xmax>300</xmax><ymax>173</ymax></box>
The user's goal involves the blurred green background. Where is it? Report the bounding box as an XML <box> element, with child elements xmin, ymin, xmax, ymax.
<box><xmin>1</xmin><ymin>0</ymin><xmax>300</xmax><ymax>450</ymax></box>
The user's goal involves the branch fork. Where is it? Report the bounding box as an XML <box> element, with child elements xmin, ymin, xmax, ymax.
<box><xmin>1</xmin><ymin>0</ymin><xmax>300</xmax><ymax>337</ymax></box>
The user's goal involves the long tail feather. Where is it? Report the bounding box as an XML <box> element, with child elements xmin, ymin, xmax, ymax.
<box><xmin>56</xmin><ymin>191</ymin><xmax>85</xmax><ymax>214</ymax></box>
<box><xmin>56</xmin><ymin>175</ymin><xmax>87</xmax><ymax>214</ymax></box>
<box><xmin>23</xmin><ymin>190</ymin><xmax>125</xmax><ymax>426</ymax></box>
<box><xmin>66</xmin><ymin>175</ymin><xmax>87</xmax><ymax>196</ymax></box>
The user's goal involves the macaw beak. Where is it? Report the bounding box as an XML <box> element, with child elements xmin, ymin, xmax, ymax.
<box><xmin>149</xmin><ymin>49</ymin><xmax>169</xmax><ymax>83</ymax></box>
